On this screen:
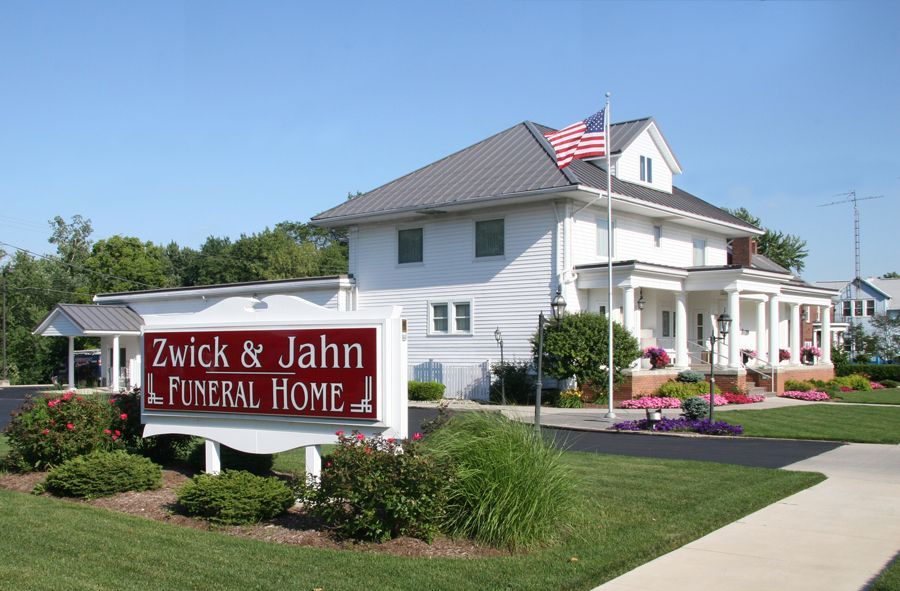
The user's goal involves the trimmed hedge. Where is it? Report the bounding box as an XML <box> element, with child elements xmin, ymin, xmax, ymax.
<box><xmin>44</xmin><ymin>450</ymin><xmax>161</xmax><ymax>499</ymax></box>
<box><xmin>408</xmin><ymin>381</ymin><xmax>445</xmax><ymax>401</ymax></box>
<box><xmin>177</xmin><ymin>470</ymin><xmax>294</xmax><ymax>525</ymax></box>
<box><xmin>490</xmin><ymin>361</ymin><xmax>536</xmax><ymax>405</ymax></box>
<box><xmin>836</xmin><ymin>364</ymin><xmax>900</xmax><ymax>382</ymax></box>
<box><xmin>656</xmin><ymin>380</ymin><xmax>721</xmax><ymax>400</ymax></box>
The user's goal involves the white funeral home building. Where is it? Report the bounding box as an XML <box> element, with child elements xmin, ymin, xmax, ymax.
<box><xmin>36</xmin><ymin>116</ymin><xmax>838</xmax><ymax>400</ymax></box>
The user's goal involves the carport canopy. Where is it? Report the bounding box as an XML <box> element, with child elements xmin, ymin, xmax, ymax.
<box><xmin>33</xmin><ymin>303</ymin><xmax>143</xmax><ymax>390</ymax></box>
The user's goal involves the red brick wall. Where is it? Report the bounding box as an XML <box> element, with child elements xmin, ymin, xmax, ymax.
<box><xmin>731</xmin><ymin>237</ymin><xmax>757</xmax><ymax>267</ymax></box>
<box><xmin>775</xmin><ymin>366</ymin><xmax>835</xmax><ymax>392</ymax></box>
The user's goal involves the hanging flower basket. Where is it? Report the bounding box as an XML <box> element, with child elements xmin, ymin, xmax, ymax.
<box><xmin>800</xmin><ymin>346</ymin><xmax>821</xmax><ymax>365</ymax></box>
<box><xmin>643</xmin><ymin>347</ymin><xmax>670</xmax><ymax>369</ymax></box>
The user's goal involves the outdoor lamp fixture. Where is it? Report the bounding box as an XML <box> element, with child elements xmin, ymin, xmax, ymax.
<box><xmin>494</xmin><ymin>327</ymin><xmax>506</xmax><ymax>405</ymax></box>
<box><xmin>550</xmin><ymin>286</ymin><xmax>567</xmax><ymax>321</ymax></box>
<box><xmin>536</xmin><ymin>287</ymin><xmax>567</xmax><ymax>432</ymax></box>
<box><xmin>637</xmin><ymin>288</ymin><xmax>646</xmax><ymax>311</ymax></box>
<box><xmin>707</xmin><ymin>312</ymin><xmax>733</xmax><ymax>421</ymax></box>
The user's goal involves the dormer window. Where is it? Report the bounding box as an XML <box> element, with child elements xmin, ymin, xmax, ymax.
<box><xmin>640</xmin><ymin>156</ymin><xmax>653</xmax><ymax>183</ymax></box>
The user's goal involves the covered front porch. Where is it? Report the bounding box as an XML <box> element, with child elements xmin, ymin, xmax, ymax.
<box><xmin>33</xmin><ymin>303</ymin><xmax>144</xmax><ymax>391</ymax></box>
<box><xmin>572</xmin><ymin>261</ymin><xmax>839</xmax><ymax>396</ymax></box>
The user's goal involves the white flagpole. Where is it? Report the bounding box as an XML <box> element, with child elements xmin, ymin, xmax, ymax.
<box><xmin>604</xmin><ymin>92</ymin><xmax>616</xmax><ymax>419</ymax></box>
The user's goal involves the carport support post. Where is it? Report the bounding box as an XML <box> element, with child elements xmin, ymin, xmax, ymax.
<box><xmin>305</xmin><ymin>445</ymin><xmax>322</xmax><ymax>480</ymax></box>
<box><xmin>67</xmin><ymin>336</ymin><xmax>75</xmax><ymax>390</ymax></box>
<box><xmin>204</xmin><ymin>440</ymin><xmax>221</xmax><ymax>475</ymax></box>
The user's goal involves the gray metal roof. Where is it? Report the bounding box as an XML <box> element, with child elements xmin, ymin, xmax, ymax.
<box><xmin>312</xmin><ymin>119</ymin><xmax>758</xmax><ymax>232</ymax></box>
<box><xmin>55</xmin><ymin>304</ymin><xmax>144</xmax><ymax>332</ymax></box>
<box><xmin>750</xmin><ymin>253</ymin><xmax>791</xmax><ymax>274</ymax></box>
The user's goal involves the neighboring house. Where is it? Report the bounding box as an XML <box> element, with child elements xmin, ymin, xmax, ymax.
<box><xmin>36</xmin><ymin>116</ymin><xmax>839</xmax><ymax>398</ymax></box>
<box><xmin>814</xmin><ymin>276</ymin><xmax>900</xmax><ymax>359</ymax></box>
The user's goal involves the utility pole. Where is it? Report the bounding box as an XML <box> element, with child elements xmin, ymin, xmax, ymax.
<box><xmin>819</xmin><ymin>191</ymin><xmax>885</xmax><ymax>361</ymax></box>
<box><xmin>2</xmin><ymin>268</ymin><xmax>7</xmax><ymax>386</ymax></box>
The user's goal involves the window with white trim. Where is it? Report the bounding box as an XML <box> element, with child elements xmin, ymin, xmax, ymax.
<box><xmin>866</xmin><ymin>299</ymin><xmax>875</xmax><ymax>316</ymax></box>
<box><xmin>475</xmin><ymin>219</ymin><xmax>504</xmax><ymax>257</ymax></box>
<box><xmin>398</xmin><ymin>228</ymin><xmax>423</xmax><ymax>264</ymax></box>
<box><xmin>429</xmin><ymin>300</ymin><xmax>474</xmax><ymax>335</ymax></box>
<box><xmin>596</xmin><ymin>218</ymin><xmax>616</xmax><ymax>258</ymax></box>
<box><xmin>640</xmin><ymin>156</ymin><xmax>653</xmax><ymax>183</ymax></box>
<box><xmin>692</xmin><ymin>238</ymin><xmax>707</xmax><ymax>266</ymax></box>
<box><xmin>653</xmin><ymin>225</ymin><xmax>662</xmax><ymax>248</ymax></box>
<box><xmin>843</xmin><ymin>301</ymin><xmax>852</xmax><ymax>318</ymax></box>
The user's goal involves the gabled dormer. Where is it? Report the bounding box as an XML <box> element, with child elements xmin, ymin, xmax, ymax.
<box><xmin>596</xmin><ymin>117</ymin><xmax>682</xmax><ymax>194</ymax></box>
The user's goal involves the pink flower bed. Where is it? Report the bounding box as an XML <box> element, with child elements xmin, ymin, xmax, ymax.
<box><xmin>722</xmin><ymin>392</ymin><xmax>765</xmax><ymax>404</ymax></box>
<box><xmin>698</xmin><ymin>393</ymin><xmax>729</xmax><ymax>406</ymax></box>
<box><xmin>871</xmin><ymin>382</ymin><xmax>885</xmax><ymax>390</ymax></box>
<box><xmin>779</xmin><ymin>390</ymin><xmax>831</xmax><ymax>401</ymax></box>
<box><xmin>620</xmin><ymin>396</ymin><xmax>682</xmax><ymax>409</ymax></box>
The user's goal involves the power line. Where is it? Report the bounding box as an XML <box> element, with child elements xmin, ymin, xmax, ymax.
<box><xmin>0</xmin><ymin>240</ymin><xmax>154</xmax><ymax>289</ymax></box>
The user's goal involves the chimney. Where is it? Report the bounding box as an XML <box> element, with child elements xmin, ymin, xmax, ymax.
<box><xmin>731</xmin><ymin>237</ymin><xmax>756</xmax><ymax>267</ymax></box>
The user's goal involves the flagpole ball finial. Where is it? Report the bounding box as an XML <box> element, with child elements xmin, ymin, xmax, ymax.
<box><xmin>605</xmin><ymin>91</ymin><xmax>611</xmax><ymax>98</ymax></box>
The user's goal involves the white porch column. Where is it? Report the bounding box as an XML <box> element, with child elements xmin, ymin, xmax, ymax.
<box><xmin>790</xmin><ymin>303</ymin><xmax>801</xmax><ymax>365</ymax></box>
<box><xmin>756</xmin><ymin>298</ymin><xmax>767</xmax><ymax>363</ymax></box>
<box><xmin>769</xmin><ymin>295</ymin><xmax>781</xmax><ymax>364</ymax></box>
<box><xmin>727</xmin><ymin>289</ymin><xmax>741</xmax><ymax>368</ymax></box>
<box><xmin>675</xmin><ymin>291</ymin><xmax>689</xmax><ymax>367</ymax></box>
<box><xmin>623</xmin><ymin>287</ymin><xmax>636</xmax><ymax>339</ymax></box>
<box><xmin>821</xmin><ymin>305</ymin><xmax>832</xmax><ymax>364</ymax></box>
<box><xmin>67</xmin><ymin>336</ymin><xmax>75</xmax><ymax>390</ymax></box>
<box><xmin>111</xmin><ymin>335</ymin><xmax>120</xmax><ymax>392</ymax></box>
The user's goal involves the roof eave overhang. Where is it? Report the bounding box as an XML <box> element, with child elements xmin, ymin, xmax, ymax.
<box><xmin>93</xmin><ymin>276</ymin><xmax>354</xmax><ymax>304</ymax></box>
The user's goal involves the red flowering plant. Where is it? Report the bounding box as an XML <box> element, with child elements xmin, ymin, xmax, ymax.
<box><xmin>643</xmin><ymin>346</ymin><xmax>671</xmax><ymax>369</ymax></box>
<box><xmin>296</xmin><ymin>430</ymin><xmax>452</xmax><ymax>543</ymax></box>
<box><xmin>4</xmin><ymin>391</ymin><xmax>124</xmax><ymax>471</ymax></box>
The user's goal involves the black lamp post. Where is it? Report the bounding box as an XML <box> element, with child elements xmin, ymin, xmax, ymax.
<box><xmin>707</xmin><ymin>312</ymin><xmax>732</xmax><ymax>421</ymax></box>
<box><xmin>535</xmin><ymin>287</ymin><xmax>567</xmax><ymax>432</ymax></box>
<box><xmin>494</xmin><ymin>327</ymin><xmax>505</xmax><ymax>405</ymax></box>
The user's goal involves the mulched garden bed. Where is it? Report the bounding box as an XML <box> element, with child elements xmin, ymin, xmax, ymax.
<box><xmin>0</xmin><ymin>467</ymin><xmax>504</xmax><ymax>559</ymax></box>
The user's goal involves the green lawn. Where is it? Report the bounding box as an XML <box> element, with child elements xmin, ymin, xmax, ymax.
<box><xmin>717</xmin><ymin>404</ymin><xmax>900</xmax><ymax>444</ymax></box>
<box><xmin>873</xmin><ymin>553</ymin><xmax>900</xmax><ymax>591</ymax></box>
<box><xmin>832</xmin><ymin>387</ymin><xmax>900</xmax><ymax>405</ymax></box>
<box><xmin>0</xmin><ymin>450</ymin><xmax>823</xmax><ymax>591</ymax></box>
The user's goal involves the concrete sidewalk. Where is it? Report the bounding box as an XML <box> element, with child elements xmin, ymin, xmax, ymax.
<box><xmin>592</xmin><ymin>443</ymin><xmax>900</xmax><ymax>591</ymax></box>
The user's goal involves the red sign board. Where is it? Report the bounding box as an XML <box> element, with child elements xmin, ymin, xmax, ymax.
<box><xmin>143</xmin><ymin>327</ymin><xmax>378</xmax><ymax>420</ymax></box>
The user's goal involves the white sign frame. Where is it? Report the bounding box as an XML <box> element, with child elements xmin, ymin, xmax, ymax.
<box><xmin>140</xmin><ymin>295</ymin><xmax>407</xmax><ymax>476</ymax></box>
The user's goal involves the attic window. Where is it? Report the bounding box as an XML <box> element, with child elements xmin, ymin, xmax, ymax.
<box><xmin>640</xmin><ymin>156</ymin><xmax>653</xmax><ymax>183</ymax></box>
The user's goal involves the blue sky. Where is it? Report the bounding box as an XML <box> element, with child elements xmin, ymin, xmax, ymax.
<box><xmin>0</xmin><ymin>0</ymin><xmax>897</xmax><ymax>282</ymax></box>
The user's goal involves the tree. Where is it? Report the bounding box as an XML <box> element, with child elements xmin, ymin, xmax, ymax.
<box><xmin>84</xmin><ymin>235</ymin><xmax>176</xmax><ymax>294</ymax></box>
<box><xmin>843</xmin><ymin>324</ymin><xmax>878</xmax><ymax>362</ymax></box>
<box><xmin>870</xmin><ymin>315</ymin><xmax>900</xmax><ymax>362</ymax></box>
<box><xmin>725</xmin><ymin>207</ymin><xmax>809</xmax><ymax>274</ymax></box>
<box><xmin>537</xmin><ymin>312</ymin><xmax>641</xmax><ymax>393</ymax></box>
<box><xmin>881</xmin><ymin>271</ymin><xmax>899</xmax><ymax>279</ymax></box>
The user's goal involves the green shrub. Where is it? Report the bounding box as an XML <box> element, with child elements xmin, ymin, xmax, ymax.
<box><xmin>299</xmin><ymin>432</ymin><xmax>450</xmax><ymax>542</ymax></box>
<box><xmin>656</xmin><ymin>380</ymin><xmax>720</xmax><ymax>400</ymax></box>
<box><xmin>44</xmin><ymin>450</ymin><xmax>161</xmax><ymax>499</ymax></box>
<box><xmin>836</xmin><ymin>364</ymin><xmax>900</xmax><ymax>382</ymax></box>
<box><xmin>681</xmin><ymin>396</ymin><xmax>709</xmax><ymax>420</ymax></box>
<box><xmin>490</xmin><ymin>361</ymin><xmax>536</xmax><ymax>405</ymax></box>
<box><xmin>408</xmin><ymin>380</ymin><xmax>445</xmax><ymax>401</ymax></box>
<box><xmin>423</xmin><ymin>412</ymin><xmax>574</xmax><ymax>550</ymax></box>
<box><xmin>177</xmin><ymin>470</ymin><xmax>294</xmax><ymax>525</ymax></box>
<box><xmin>784</xmin><ymin>379</ymin><xmax>816</xmax><ymax>392</ymax></box>
<box><xmin>185</xmin><ymin>439</ymin><xmax>274</xmax><ymax>475</ymax></box>
<box><xmin>880</xmin><ymin>379</ymin><xmax>899</xmax><ymax>388</ymax></box>
<box><xmin>677</xmin><ymin>370</ymin><xmax>705</xmax><ymax>383</ymax></box>
<box><xmin>832</xmin><ymin>374</ymin><xmax>873</xmax><ymax>392</ymax></box>
<box><xmin>4</xmin><ymin>392</ymin><xmax>126</xmax><ymax>471</ymax></box>
<box><xmin>556</xmin><ymin>388</ymin><xmax>583</xmax><ymax>408</ymax></box>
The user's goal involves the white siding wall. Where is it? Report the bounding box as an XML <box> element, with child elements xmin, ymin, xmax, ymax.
<box><xmin>614</xmin><ymin>128</ymin><xmax>673</xmax><ymax>193</ymax></box>
<box><xmin>352</xmin><ymin>203</ymin><xmax>557</xmax><ymax>398</ymax></box>
<box><xmin>573</xmin><ymin>206</ymin><xmax>728</xmax><ymax>268</ymax></box>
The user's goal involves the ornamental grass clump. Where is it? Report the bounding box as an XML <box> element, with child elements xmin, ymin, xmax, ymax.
<box><xmin>177</xmin><ymin>470</ymin><xmax>294</xmax><ymax>525</ymax></box>
<box><xmin>44</xmin><ymin>450</ymin><xmax>161</xmax><ymax>499</ymax></box>
<box><xmin>299</xmin><ymin>431</ymin><xmax>451</xmax><ymax>543</ymax></box>
<box><xmin>423</xmin><ymin>412</ymin><xmax>574</xmax><ymax>550</ymax></box>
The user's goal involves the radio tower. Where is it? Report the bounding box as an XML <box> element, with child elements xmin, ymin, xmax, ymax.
<box><xmin>819</xmin><ymin>191</ymin><xmax>884</xmax><ymax>360</ymax></box>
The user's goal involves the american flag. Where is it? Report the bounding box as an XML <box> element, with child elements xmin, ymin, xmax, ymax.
<box><xmin>544</xmin><ymin>109</ymin><xmax>607</xmax><ymax>169</ymax></box>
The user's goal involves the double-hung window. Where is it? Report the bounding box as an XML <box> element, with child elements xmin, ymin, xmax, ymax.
<box><xmin>640</xmin><ymin>156</ymin><xmax>653</xmax><ymax>183</ymax></box>
<box><xmin>692</xmin><ymin>238</ymin><xmax>707</xmax><ymax>266</ymax></box>
<box><xmin>398</xmin><ymin>228</ymin><xmax>423</xmax><ymax>264</ymax></box>
<box><xmin>429</xmin><ymin>300</ymin><xmax>474</xmax><ymax>335</ymax></box>
<box><xmin>866</xmin><ymin>299</ymin><xmax>875</xmax><ymax>316</ymax></box>
<box><xmin>475</xmin><ymin>219</ymin><xmax>504</xmax><ymax>257</ymax></box>
<box><xmin>842</xmin><ymin>301</ymin><xmax>852</xmax><ymax>318</ymax></box>
<box><xmin>596</xmin><ymin>218</ymin><xmax>616</xmax><ymax>258</ymax></box>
